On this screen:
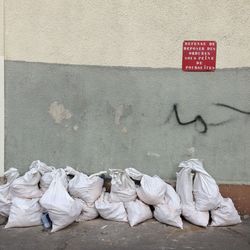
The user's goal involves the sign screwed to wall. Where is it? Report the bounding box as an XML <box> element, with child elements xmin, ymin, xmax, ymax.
<box><xmin>182</xmin><ymin>41</ymin><xmax>216</xmax><ymax>71</ymax></box>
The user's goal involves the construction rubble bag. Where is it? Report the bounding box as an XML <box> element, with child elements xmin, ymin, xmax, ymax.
<box><xmin>76</xmin><ymin>201</ymin><xmax>99</xmax><ymax>221</ymax></box>
<box><xmin>30</xmin><ymin>160</ymin><xmax>57</xmax><ymax>193</ymax></box>
<box><xmin>137</xmin><ymin>175</ymin><xmax>167</xmax><ymax>205</ymax></box>
<box><xmin>0</xmin><ymin>168</ymin><xmax>19</xmax><ymax>217</ymax></box>
<box><xmin>176</xmin><ymin>167</ymin><xmax>209</xmax><ymax>227</ymax></box>
<box><xmin>179</xmin><ymin>159</ymin><xmax>222</xmax><ymax>211</ymax></box>
<box><xmin>126</xmin><ymin>168</ymin><xmax>167</xmax><ymax>205</ymax></box>
<box><xmin>29</xmin><ymin>160</ymin><xmax>49</xmax><ymax>172</ymax></box>
<box><xmin>124</xmin><ymin>199</ymin><xmax>152</xmax><ymax>227</ymax></box>
<box><xmin>39</xmin><ymin>169</ymin><xmax>56</xmax><ymax>193</ymax></box>
<box><xmin>109</xmin><ymin>169</ymin><xmax>137</xmax><ymax>202</ymax></box>
<box><xmin>10</xmin><ymin>167</ymin><xmax>42</xmax><ymax>199</ymax></box>
<box><xmin>95</xmin><ymin>189</ymin><xmax>128</xmax><ymax>222</ymax></box>
<box><xmin>154</xmin><ymin>184</ymin><xmax>183</xmax><ymax>229</ymax></box>
<box><xmin>125</xmin><ymin>167</ymin><xmax>144</xmax><ymax>181</ymax></box>
<box><xmin>39</xmin><ymin>169</ymin><xmax>82</xmax><ymax>232</ymax></box>
<box><xmin>67</xmin><ymin>167</ymin><xmax>104</xmax><ymax>204</ymax></box>
<box><xmin>211</xmin><ymin>198</ymin><xmax>241</xmax><ymax>226</ymax></box>
<box><xmin>5</xmin><ymin>197</ymin><xmax>42</xmax><ymax>228</ymax></box>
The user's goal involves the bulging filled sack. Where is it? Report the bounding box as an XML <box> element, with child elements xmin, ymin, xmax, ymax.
<box><xmin>211</xmin><ymin>198</ymin><xmax>241</xmax><ymax>226</ymax></box>
<box><xmin>0</xmin><ymin>168</ymin><xmax>19</xmax><ymax>216</ymax></box>
<box><xmin>154</xmin><ymin>184</ymin><xmax>183</xmax><ymax>229</ymax></box>
<box><xmin>126</xmin><ymin>168</ymin><xmax>167</xmax><ymax>205</ymax></box>
<box><xmin>137</xmin><ymin>175</ymin><xmax>167</xmax><ymax>205</ymax></box>
<box><xmin>109</xmin><ymin>169</ymin><xmax>137</xmax><ymax>202</ymax></box>
<box><xmin>76</xmin><ymin>201</ymin><xmax>99</xmax><ymax>221</ymax></box>
<box><xmin>39</xmin><ymin>169</ymin><xmax>82</xmax><ymax>232</ymax></box>
<box><xmin>67</xmin><ymin>167</ymin><xmax>104</xmax><ymax>204</ymax></box>
<box><xmin>176</xmin><ymin>167</ymin><xmax>209</xmax><ymax>227</ymax></box>
<box><xmin>5</xmin><ymin>197</ymin><xmax>42</xmax><ymax>228</ymax></box>
<box><xmin>29</xmin><ymin>160</ymin><xmax>56</xmax><ymax>193</ymax></box>
<box><xmin>95</xmin><ymin>189</ymin><xmax>127</xmax><ymax>222</ymax></box>
<box><xmin>179</xmin><ymin>159</ymin><xmax>222</xmax><ymax>211</ymax></box>
<box><xmin>124</xmin><ymin>199</ymin><xmax>152</xmax><ymax>227</ymax></box>
<box><xmin>10</xmin><ymin>167</ymin><xmax>42</xmax><ymax>199</ymax></box>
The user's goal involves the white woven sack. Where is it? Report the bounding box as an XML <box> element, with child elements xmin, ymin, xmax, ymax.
<box><xmin>95</xmin><ymin>190</ymin><xmax>127</xmax><ymax>222</ymax></box>
<box><xmin>10</xmin><ymin>168</ymin><xmax>42</xmax><ymax>199</ymax></box>
<box><xmin>0</xmin><ymin>168</ymin><xmax>19</xmax><ymax>216</ymax></box>
<box><xmin>137</xmin><ymin>175</ymin><xmax>167</xmax><ymax>205</ymax></box>
<box><xmin>39</xmin><ymin>169</ymin><xmax>82</xmax><ymax>232</ymax></box>
<box><xmin>5</xmin><ymin>197</ymin><xmax>42</xmax><ymax>228</ymax></box>
<box><xmin>176</xmin><ymin>167</ymin><xmax>209</xmax><ymax>227</ymax></box>
<box><xmin>110</xmin><ymin>169</ymin><xmax>137</xmax><ymax>202</ymax></box>
<box><xmin>68</xmin><ymin>170</ymin><xmax>103</xmax><ymax>204</ymax></box>
<box><xmin>154</xmin><ymin>184</ymin><xmax>183</xmax><ymax>229</ymax></box>
<box><xmin>76</xmin><ymin>201</ymin><xmax>99</xmax><ymax>221</ymax></box>
<box><xmin>211</xmin><ymin>198</ymin><xmax>241</xmax><ymax>226</ymax></box>
<box><xmin>125</xmin><ymin>199</ymin><xmax>152</xmax><ymax>227</ymax></box>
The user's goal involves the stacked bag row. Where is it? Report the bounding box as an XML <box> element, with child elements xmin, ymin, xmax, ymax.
<box><xmin>95</xmin><ymin>168</ymin><xmax>182</xmax><ymax>228</ymax></box>
<box><xmin>0</xmin><ymin>161</ymin><xmax>104</xmax><ymax>232</ymax></box>
<box><xmin>0</xmin><ymin>159</ymin><xmax>241</xmax><ymax>232</ymax></box>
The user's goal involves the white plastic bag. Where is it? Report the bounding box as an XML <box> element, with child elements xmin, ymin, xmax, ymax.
<box><xmin>68</xmin><ymin>169</ymin><xmax>104</xmax><ymax>204</ymax></box>
<box><xmin>76</xmin><ymin>201</ymin><xmax>99</xmax><ymax>221</ymax></box>
<box><xmin>179</xmin><ymin>159</ymin><xmax>222</xmax><ymax>211</ymax></box>
<box><xmin>109</xmin><ymin>169</ymin><xmax>137</xmax><ymax>202</ymax></box>
<box><xmin>211</xmin><ymin>198</ymin><xmax>241</xmax><ymax>226</ymax></box>
<box><xmin>10</xmin><ymin>167</ymin><xmax>42</xmax><ymax>199</ymax></box>
<box><xmin>137</xmin><ymin>175</ymin><xmax>167</xmax><ymax>205</ymax></box>
<box><xmin>95</xmin><ymin>190</ymin><xmax>127</xmax><ymax>222</ymax></box>
<box><xmin>154</xmin><ymin>184</ymin><xmax>183</xmax><ymax>229</ymax></box>
<box><xmin>39</xmin><ymin>169</ymin><xmax>82</xmax><ymax>232</ymax></box>
<box><xmin>5</xmin><ymin>197</ymin><xmax>42</xmax><ymax>228</ymax></box>
<box><xmin>124</xmin><ymin>199</ymin><xmax>152</xmax><ymax>227</ymax></box>
<box><xmin>0</xmin><ymin>168</ymin><xmax>19</xmax><ymax>216</ymax></box>
<box><xmin>176</xmin><ymin>167</ymin><xmax>209</xmax><ymax>227</ymax></box>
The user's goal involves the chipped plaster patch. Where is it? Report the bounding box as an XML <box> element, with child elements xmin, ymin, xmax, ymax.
<box><xmin>187</xmin><ymin>147</ymin><xmax>196</xmax><ymax>157</ymax></box>
<box><xmin>48</xmin><ymin>101</ymin><xmax>72</xmax><ymax>124</ymax></box>
<box><xmin>121</xmin><ymin>127</ymin><xmax>128</xmax><ymax>134</ymax></box>
<box><xmin>114</xmin><ymin>104</ymin><xmax>132</xmax><ymax>126</ymax></box>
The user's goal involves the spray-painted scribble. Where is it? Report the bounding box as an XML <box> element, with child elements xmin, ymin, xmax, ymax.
<box><xmin>214</xmin><ymin>103</ymin><xmax>250</xmax><ymax>115</ymax></box>
<box><xmin>165</xmin><ymin>103</ymin><xmax>250</xmax><ymax>134</ymax></box>
<box><xmin>165</xmin><ymin>103</ymin><xmax>207</xmax><ymax>133</ymax></box>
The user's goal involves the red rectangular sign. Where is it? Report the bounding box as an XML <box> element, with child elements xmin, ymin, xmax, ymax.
<box><xmin>182</xmin><ymin>40</ymin><xmax>216</xmax><ymax>71</ymax></box>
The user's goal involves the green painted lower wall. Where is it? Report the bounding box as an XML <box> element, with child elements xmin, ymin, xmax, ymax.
<box><xmin>5</xmin><ymin>61</ymin><xmax>250</xmax><ymax>183</ymax></box>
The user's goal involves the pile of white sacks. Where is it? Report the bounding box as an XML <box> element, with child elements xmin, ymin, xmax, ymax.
<box><xmin>0</xmin><ymin>159</ymin><xmax>241</xmax><ymax>232</ymax></box>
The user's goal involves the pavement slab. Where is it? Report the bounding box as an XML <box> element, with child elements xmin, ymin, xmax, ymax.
<box><xmin>0</xmin><ymin>217</ymin><xmax>249</xmax><ymax>250</ymax></box>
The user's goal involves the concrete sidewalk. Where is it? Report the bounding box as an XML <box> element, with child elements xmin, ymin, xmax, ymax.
<box><xmin>0</xmin><ymin>217</ymin><xmax>249</xmax><ymax>250</ymax></box>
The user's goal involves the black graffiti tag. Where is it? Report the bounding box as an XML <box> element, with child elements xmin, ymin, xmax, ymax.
<box><xmin>165</xmin><ymin>103</ymin><xmax>250</xmax><ymax>134</ymax></box>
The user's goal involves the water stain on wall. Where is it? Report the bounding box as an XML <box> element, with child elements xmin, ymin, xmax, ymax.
<box><xmin>48</xmin><ymin>101</ymin><xmax>72</xmax><ymax>124</ymax></box>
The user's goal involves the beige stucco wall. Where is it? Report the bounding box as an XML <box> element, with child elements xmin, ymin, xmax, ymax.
<box><xmin>4</xmin><ymin>0</ymin><xmax>250</xmax><ymax>68</ymax></box>
<box><xmin>0</xmin><ymin>0</ymin><xmax>3</xmax><ymax>56</ymax></box>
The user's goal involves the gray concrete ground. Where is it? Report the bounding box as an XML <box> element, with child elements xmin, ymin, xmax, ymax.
<box><xmin>0</xmin><ymin>217</ymin><xmax>249</xmax><ymax>250</ymax></box>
